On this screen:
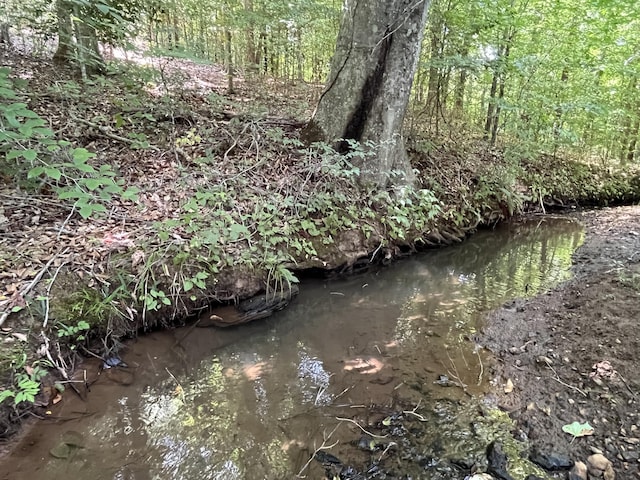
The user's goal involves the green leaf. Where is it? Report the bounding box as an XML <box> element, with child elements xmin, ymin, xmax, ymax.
<box><xmin>75</xmin><ymin>163</ymin><xmax>96</xmax><ymax>174</ymax></box>
<box><xmin>72</xmin><ymin>148</ymin><xmax>95</xmax><ymax>163</ymax></box>
<box><xmin>562</xmin><ymin>421</ymin><xmax>594</xmax><ymax>438</ymax></box>
<box><xmin>183</xmin><ymin>280</ymin><xmax>193</xmax><ymax>292</ymax></box>
<box><xmin>0</xmin><ymin>390</ymin><xmax>15</xmax><ymax>404</ymax></box>
<box><xmin>84</xmin><ymin>178</ymin><xmax>102</xmax><ymax>190</ymax></box>
<box><xmin>44</xmin><ymin>167</ymin><xmax>62</xmax><ymax>180</ymax></box>
<box><xmin>22</xmin><ymin>149</ymin><xmax>38</xmax><ymax>161</ymax></box>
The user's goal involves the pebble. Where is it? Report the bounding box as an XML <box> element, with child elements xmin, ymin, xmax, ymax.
<box><xmin>536</xmin><ymin>355</ymin><xmax>553</xmax><ymax>366</ymax></box>
<box><xmin>568</xmin><ymin>461</ymin><xmax>587</xmax><ymax>480</ymax></box>
<box><xmin>587</xmin><ymin>453</ymin><xmax>615</xmax><ymax>480</ymax></box>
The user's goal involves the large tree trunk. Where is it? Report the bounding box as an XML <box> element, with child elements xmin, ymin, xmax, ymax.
<box><xmin>52</xmin><ymin>0</ymin><xmax>104</xmax><ymax>75</ymax></box>
<box><xmin>302</xmin><ymin>0</ymin><xmax>430</xmax><ymax>189</ymax></box>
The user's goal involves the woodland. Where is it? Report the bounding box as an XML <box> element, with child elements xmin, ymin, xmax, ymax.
<box><xmin>1</xmin><ymin>0</ymin><xmax>640</xmax><ymax>454</ymax></box>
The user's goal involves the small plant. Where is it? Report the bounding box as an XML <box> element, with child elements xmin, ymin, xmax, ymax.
<box><xmin>141</xmin><ymin>288</ymin><xmax>171</xmax><ymax>312</ymax></box>
<box><xmin>56</xmin><ymin>320</ymin><xmax>91</xmax><ymax>348</ymax></box>
<box><xmin>1</xmin><ymin>67</ymin><xmax>138</xmax><ymax>218</ymax></box>
<box><xmin>0</xmin><ymin>362</ymin><xmax>48</xmax><ymax>406</ymax></box>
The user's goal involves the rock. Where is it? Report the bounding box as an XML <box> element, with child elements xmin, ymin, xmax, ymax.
<box><xmin>568</xmin><ymin>461</ymin><xmax>587</xmax><ymax>480</ymax></box>
<box><xmin>487</xmin><ymin>442</ymin><xmax>514</xmax><ymax>480</ymax></box>
<box><xmin>587</xmin><ymin>453</ymin><xmax>615</xmax><ymax>479</ymax></box>
<box><xmin>529</xmin><ymin>449</ymin><xmax>573</xmax><ymax>470</ymax></box>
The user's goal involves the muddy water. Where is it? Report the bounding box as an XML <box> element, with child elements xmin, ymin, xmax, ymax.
<box><xmin>0</xmin><ymin>218</ymin><xmax>584</xmax><ymax>480</ymax></box>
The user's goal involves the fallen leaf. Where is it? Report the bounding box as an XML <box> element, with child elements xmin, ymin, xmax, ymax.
<box><xmin>562</xmin><ymin>421</ymin><xmax>594</xmax><ymax>438</ymax></box>
<box><xmin>12</xmin><ymin>332</ymin><xmax>28</xmax><ymax>342</ymax></box>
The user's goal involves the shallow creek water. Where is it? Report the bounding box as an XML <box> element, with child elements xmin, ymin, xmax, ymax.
<box><xmin>1</xmin><ymin>218</ymin><xmax>585</xmax><ymax>480</ymax></box>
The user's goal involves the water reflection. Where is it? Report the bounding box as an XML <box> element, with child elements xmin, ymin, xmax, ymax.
<box><xmin>0</xmin><ymin>217</ymin><xmax>584</xmax><ymax>480</ymax></box>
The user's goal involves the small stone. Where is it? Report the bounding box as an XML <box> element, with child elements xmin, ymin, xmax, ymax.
<box><xmin>537</xmin><ymin>355</ymin><xmax>553</xmax><ymax>366</ymax></box>
<box><xmin>623</xmin><ymin>437</ymin><xmax>640</xmax><ymax>445</ymax></box>
<box><xmin>587</xmin><ymin>453</ymin><xmax>615</xmax><ymax>480</ymax></box>
<box><xmin>504</xmin><ymin>378</ymin><xmax>514</xmax><ymax>393</ymax></box>
<box><xmin>568</xmin><ymin>461</ymin><xmax>587</xmax><ymax>480</ymax></box>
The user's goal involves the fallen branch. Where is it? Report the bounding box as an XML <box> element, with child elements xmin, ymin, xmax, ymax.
<box><xmin>74</xmin><ymin>117</ymin><xmax>160</xmax><ymax>151</ymax></box>
<box><xmin>335</xmin><ymin>416</ymin><xmax>387</xmax><ymax>439</ymax></box>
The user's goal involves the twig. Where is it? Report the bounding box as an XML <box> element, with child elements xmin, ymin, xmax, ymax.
<box><xmin>335</xmin><ymin>417</ymin><xmax>387</xmax><ymax>439</ymax></box>
<box><xmin>378</xmin><ymin>441</ymin><xmax>397</xmax><ymax>462</ymax></box>
<box><xmin>296</xmin><ymin>423</ymin><xmax>341</xmax><ymax>478</ymax></box>
<box><xmin>43</xmin><ymin>258</ymin><xmax>69</xmax><ymax>328</ymax></box>
<box><xmin>0</xmin><ymin>250</ymin><xmax>68</xmax><ymax>327</ymax></box>
<box><xmin>58</xmin><ymin>205</ymin><xmax>77</xmax><ymax>240</ymax></box>
<box><xmin>547</xmin><ymin>364</ymin><xmax>587</xmax><ymax>397</ymax></box>
<box><xmin>40</xmin><ymin>331</ymin><xmax>82</xmax><ymax>399</ymax></box>
<box><xmin>74</xmin><ymin>117</ymin><xmax>160</xmax><ymax>151</ymax></box>
<box><xmin>476</xmin><ymin>349</ymin><xmax>484</xmax><ymax>386</ymax></box>
<box><xmin>618</xmin><ymin>373</ymin><xmax>637</xmax><ymax>398</ymax></box>
<box><xmin>402</xmin><ymin>400</ymin><xmax>427</xmax><ymax>421</ymax></box>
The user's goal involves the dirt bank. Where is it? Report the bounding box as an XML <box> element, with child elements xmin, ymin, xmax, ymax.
<box><xmin>479</xmin><ymin>205</ymin><xmax>640</xmax><ymax>478</ymax></box>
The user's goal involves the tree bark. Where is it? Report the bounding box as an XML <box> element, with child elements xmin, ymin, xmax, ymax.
<box><xmin>302</xmin><ymin>0</ymin><xmax>430</xmax><ymax>189</ymax></box>
<box><xmin>52</xmin><ymin>0</ymin><xmax>73</xmax><ymax>64</ymax></box>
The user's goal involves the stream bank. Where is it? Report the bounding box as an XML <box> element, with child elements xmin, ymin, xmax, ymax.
<box><xmin>2</xmin><ymin>50</ymin><xmax>640</xmax><ymax>465</ymax></box>
<box><xmin>478</xmin><ymin>205</ymin><xmax>640</xmax><ymax>479</ymax></box>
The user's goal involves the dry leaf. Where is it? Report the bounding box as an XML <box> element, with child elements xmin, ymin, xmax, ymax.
<box><xmin>12</xmin><ymin>332</ymin><xmax>28</xmax><ymax>342</ymax></box>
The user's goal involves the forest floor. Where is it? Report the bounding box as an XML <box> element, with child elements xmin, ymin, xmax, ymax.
<box><xmin>479</xmin><ymin>205</ymin><xmax>640</xmax><ymax>478</ymax></box>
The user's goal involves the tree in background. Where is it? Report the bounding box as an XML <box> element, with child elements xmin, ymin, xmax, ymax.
<box><xmin>302</xmin><ymin>0</ymin><xmax>431</xmax><ymax>189</ymax></box>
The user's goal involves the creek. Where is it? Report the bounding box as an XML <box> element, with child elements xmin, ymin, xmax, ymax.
<box><xmin>0</xmin><ymin>217</ymin><xmax>585</xmax><ymax>480</ymax></box>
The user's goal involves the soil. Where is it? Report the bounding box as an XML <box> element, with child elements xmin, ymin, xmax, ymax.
<box><xmin>478</xmin><ymin>205</ymin><xmax>640</xmax><ymax>478</ymax></box>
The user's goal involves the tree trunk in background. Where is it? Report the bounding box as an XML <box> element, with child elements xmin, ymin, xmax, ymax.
<box><xmin>484</xmin><ymin>28</ymin><xmax>513</xmax><ymax>146</ymax></box>
<box><xmin>302</xmin><ymin>0</ymin><xmax>430</xmax><ymax>189</ymax></box>
<box><xmin>620</xmin><ymin>76</ymin><xmax>639</xmax><ymax>164</ymax></box>
<box><xmin>425</xmin><ymin>12</ymin><xmax>443</xmax><ymax>126</ymax></box>
<box><xmin>226</xmin><ymin>30</ymin><xmax>234</xmax><ymax>94</ymax></box>
<box><xmin>52</xmin><ymin>0</ymin><xmax>73</xmax><ymax>64</ymax></box>
<box><xmin>53</xmin><ymin>0</ymin><xmax>104</xmax><ymax>75</ymax></box>
<box><xmin>244</xmin><ymin>0</ymin><xmax>259</xmax><ymax>71</ymax></box>
<box><xmin>0</xmin><ymin>23</ymin><xmax>10</xmax><ymax>45</ymax></box>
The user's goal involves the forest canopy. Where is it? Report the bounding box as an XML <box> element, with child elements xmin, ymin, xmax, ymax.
<box><xmin>1</xmin><ymin>0</ymin><xmax>639</xmax><ymax>163</ymax></box>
